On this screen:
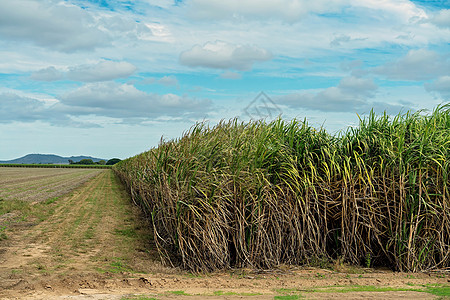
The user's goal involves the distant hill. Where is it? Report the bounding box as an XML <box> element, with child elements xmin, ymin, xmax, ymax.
<box><xmin>0</xmin><ymin>154</ymin><xmax>107</xmax><ymax>165</ymax></box>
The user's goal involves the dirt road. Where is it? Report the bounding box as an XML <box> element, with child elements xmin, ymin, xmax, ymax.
<box><xmin>0</xmin><ymin>170</ymin><xmax>448</xmax><ymax>299</ymax></box>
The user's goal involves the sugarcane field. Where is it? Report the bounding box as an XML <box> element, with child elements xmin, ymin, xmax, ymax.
<box><xmin>1</xmin><ymin>108</ymin><xmax>449</xmax><ymax>299</ymax></box>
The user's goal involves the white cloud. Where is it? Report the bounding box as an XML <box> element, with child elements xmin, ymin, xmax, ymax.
<box><xmin>330</xmin><ymin>35</ymin><xmax>351</xmax><ymax>47</ymax></box>
<box><xmin>348</xmin><ymin>0</ymin><xmax>427</xmax><ymax>21</ymax></box>
<box><xmin>148</xmin><ymin>0</ymin><xmax>177</xmax><ymax>9</ymax></box>
<box><xmin>139</xmin><ymin>75</ymin><xmax>180</xmax><ymax>87</ymax></box>
<box><xmin>0</xmin><ymin>0</ymin><xmax>110</xmax><ymax>52</ymax></box>
<box><xmin>0</xmin><ymin>82</ymin><xmax>212</xmax><ymax>126</ymax></box>
<box><xmin>330</xmin><ymin>34</ymin><xmax>367</xmax><ymax>47</ymax></box>
<box><xmin>67</xmin><ymin>61</ymin><xmax>137</xmax><ymax>82</ymax></box>
<box><xmin>187</xmin><ymin>0</ymin><xmax>343</xmax><ymax>22</ymax></box>
<box><xmin>98</xmin><ymin>15</ymin><xmax>158</xmax><ymax>41</ymax></box>
<box><xmin>429</xmin><ymin>9</ymin><xmax>450</xmax><ymax>28</ymax></box>
<box><xmin>143</xmin><ymin>23</ymin><xmax>172</xmax><ymax>41</ymax></box>
<box><xmin>338</xmin><ymin>76</ymin><xmax>377</xmax><ymax>95</ymax></box>
<box><xmin>340</xmin><ymin>60</ymin><xmax>363</xmax><ymax>71</ymax></box>
<box><xmin>277</xmin><ymin>76</ymin><xmax>385</xmax><ymax>112</ymax></box>
<box><xmin>31</xmin><ymin>61</ymin><xmax>137</xmax><ymax>82</ymax></box>
<box><xmin>61</xmin><ymin>82</ymin><xmax>146</xmax><ymax>110</ymax></box>
<box><xmin>374</xmin><ymin>49</ymin><xmax>450</xmax><ymax>81</ymax></box>
<box><xmin>30</xmin><ymin>66</ymin><xmax>64</xmax><ymax>81</ymax></box>
<box><xmin>187</xmin><ymin>0</ymin><xmax>426</xmax><ymax>23</ymax></box>
<box><xmin>425</xmin><ymin>76</ymin><xmax>450</xmax><ymax>99</ymax></box>
<box><xmin>179</xmin><ymin>41</ymin><xmax>272</xmax><ymax>71</ymax></box>
<box><xmin>157</xmin><ymin>75</ymin><xmax>179</xmax><ymax>87</ymax></box>
<box><xmin>0</xmin><ymin>92</ymin><xmax>96</xmax><ymax>127</ymax></box>
<box><xmin>220</xmin><ymin>71</ymin><xmax>242</xmax><ymax>79</ymax></box>
<box><xmin>276</xmin><ymin>76</ymin><xmax>416</xmax><ymax>115</ymax></box>
<box><xmin>0</xmin><ymin>93</ymin><xmax>48</xmax><ymax>123</ymax></box>
<box><xmin>60</xmin><ymin>82</ymin><xmax>211</xmax><ymax>119</ymax></box>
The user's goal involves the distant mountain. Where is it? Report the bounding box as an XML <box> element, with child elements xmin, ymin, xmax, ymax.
<box><xmin>0</xmin><ymin>154</ymin><xmax>107</xmax><ymax>165</ymax></box>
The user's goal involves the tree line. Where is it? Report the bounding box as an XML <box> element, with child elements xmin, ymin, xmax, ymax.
<box><xmin>69</xmin><ymin>158</ymin><xmax>121</xmax><ymax>165</ymax></box>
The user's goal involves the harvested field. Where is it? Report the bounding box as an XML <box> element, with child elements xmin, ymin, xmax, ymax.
<box><xmin>0</xmin><ymin>167</ymin><xmax>104</xmax><ymax>203</ymax></box>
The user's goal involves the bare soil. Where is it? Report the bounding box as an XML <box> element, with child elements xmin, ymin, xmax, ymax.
<box><xmin>0</xmin><ymin>170</ymin><xmax>448</xmax><ymax>299</ymax></box>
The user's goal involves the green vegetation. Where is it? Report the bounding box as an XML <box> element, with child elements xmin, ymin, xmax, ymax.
<box><xmin>425</xmin><ymin>284</ymin><xmax>450</xmax><ymax>297</ymax></box>
<box><xmin>121</xmin><ymin>296</ymin><xmax>158</xmax><ymax>300</ymax></box>
<box><xmin>0</xmin><ymin>197</ymin><xmax>59</xmax><ymax>240</ymax></box>
<box><xmin>273</xmin><ymin>284</ymin><xmax>450</xmax><ymax>297</ymax></box>
<box><xmin>212</xmin><ymin>291</ymin><xmax>262</xmax><ymax>296</ymax></box>
<box><xmin>311</xmin><ymin>285</ymin><xmax>423</xmax><ymax>293</ymax></box>
<box><xmin>106</xmin><ymin>158</ymin><xmax>122</xmax><ymax>165</ymax></box>
<box><xmin>69</xmin><ymin>158</ymin><xmax>109</xmax><ymax>165</ymax></box>
<box><xmin>70</xmin><ymin>158</ymin><xmax>95</xmax><ymax>165</ymax></box>
<box><xmin>114</xmin><ymin>228</ymin><xmax>138</xmax><ymax>238</ymax></box>
<box><xmin>0</xmin><ymin>228</ymin><xmax>7</xmax><ymax>241</ymax></box>
<box><xmin>212</xmin><ymin>291</ymin><xmax>237</xmax><ymax>296</ymax></box>
<box><xmin>166</xmin><ymin>290</ymin><xmax>191</xmax><ymax>296</ymax></box>
<box><xmin>274</xmin><ymin>296</ymin><xmax>303</xmax><ymax>300</ymax></box>
<box><xmin>0</xmin><ymin>199</ymin><xmax>30</xmax><ymax>216</ymax></box>
<box><xmin>105</xmin><ymin>258</ymin><xmax>133</xmax><ymax>273</ymax></box>
<box><xmin>114</xmin><ymin>105</ymin><xmax>450</xmax><ymax>272</ymax></box>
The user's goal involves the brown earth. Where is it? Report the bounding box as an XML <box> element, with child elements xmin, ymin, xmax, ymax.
<box><xmin>0</xmin><ymin>170</ymin><xmax>448</xmax><ymax>300</ymax></box>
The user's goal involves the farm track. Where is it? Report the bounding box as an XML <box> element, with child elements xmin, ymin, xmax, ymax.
<box><xmin>0</xmin><ymin>170</ymin><xmax>163</xmax><ymax>299</ymax></box>
<box><xmin>0</xmin><ymin>170</ymin><xmax>448</xmax><ymax>299</ymax></box>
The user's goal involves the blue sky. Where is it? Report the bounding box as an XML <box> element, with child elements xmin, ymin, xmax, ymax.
<box><xmin>0</xmin><ymin>0</ymin><xmax>449</xmax><ymax>160</ymax></box>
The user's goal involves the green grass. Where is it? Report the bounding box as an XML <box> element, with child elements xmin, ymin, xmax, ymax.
<box><xmin>84</xmin><ymin>226</ymin><xmax>95</xmax><ymax>239</ymax></box>
<box><xmin>212</xmin><ymin>291</ymin><xmax>236</xmax><ymax>296</ymax></box>
<box><xmin>211</xmin><ymin>290</ymin><xmax>261</xmax><ymax>296</ymax></box>
<box><xmin>293</xmin><ymin>284</ymin><xmax>450</xmax><ymax>297</ymax></box>
<box><xmin>114</xmin><ymin>228</ymin><xmax>138</xmax><ymax>238</ymax></box>
<box><xmin>0</xmin><ymin>197</ymin><xmax>58</xmax><ymax>228</ymax></box>
<box><xmin>212</xmin><ymin>290</ymin><xmax>246</xmax><ymax>296</ymax></box>
<box><xmin>44</xmin><ymin>197</ymin><xmax>59</xmax><ymax>205</ymax></box>
<box><xmin>94</xmin><ymin>257</ymin><xmax>134</xmax><ymax>274</ymax></box>
<box><xmin>0</xmin><ymin>199</ymin><xmax>30</xmax><ymax>216</ymax></box>
<box><xmin>118</xmin><ymin>284</ymin><xmax>449</xmax><ymax>300</ymax></box>
<box><xmin>274</xmin><ymin>288</ymin><xmax>304</xmax><ymax>299</ymax></box>
<box><xmin>312</xmin><ymin>285</ymin><xmax>423</xmax><ymax>293</ymax></box>
<box><xmin>115</xmin><ymin>105</ymin><xmax>450</xmax><ymax>272</ymax></box>
<box><xmin>121</xmin><ymin>296</ymin><xmax>158</xmax><ymax>300</ymax></box>
<box><xmin>424</xmin><ymin>284</ymin><xmax>450</xmax><ymax>297</ymax></box>
<box><xmin>274</xmin><ymin>296</ymin><xmax>303</xmax><ymax>300</ymax></box>
<box><xmin>0</xmin><ymin>230</ymin><xmax>7</xmax><ymax>241</ymax></box>
<box><xmin>166</xmin><ymin>290</ymin><xmax>191</xmax><ymax>296</ymax></box>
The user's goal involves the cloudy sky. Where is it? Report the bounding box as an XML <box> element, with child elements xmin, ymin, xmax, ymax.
<box><xmin>0</xmin><ymin>0</ymin><xmax>449</xmax><ymax>160</ymax></box>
